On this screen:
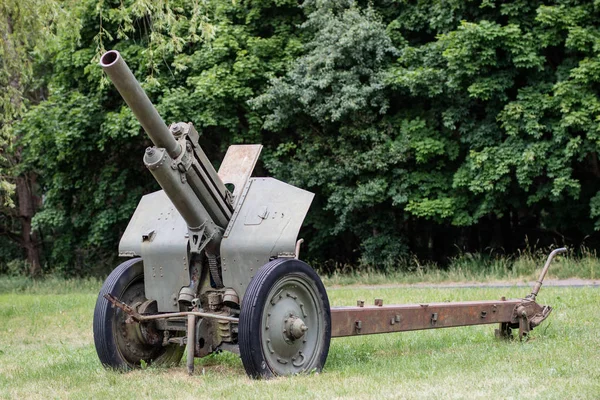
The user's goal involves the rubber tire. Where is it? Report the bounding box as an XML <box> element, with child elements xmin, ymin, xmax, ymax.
<box><xmin>93</xmin><ymin>258</ymin><xmax>184</xmax><ymax>369</ymax></box>
<box><xmin>238</xmin><ymin>258</ymin><xmax>331</xmax><ymax>379</ymax></box>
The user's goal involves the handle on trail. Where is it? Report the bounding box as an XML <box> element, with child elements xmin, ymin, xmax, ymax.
<box><xmin>528</xmin><ymin>247</ymin><xmax>567</xmax><ymax>300</ymax></box>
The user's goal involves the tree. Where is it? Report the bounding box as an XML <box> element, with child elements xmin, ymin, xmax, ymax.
<box><xmin>252</xmin><ymin>2</ymin><xmax>405</xmax><ymax>265</ymax></box>
<box><xmin>12</xmin><ymin>0</ymin><xmax>305</xmax><ymax>274</ymax></box>
<box><xmin>5</xmin><ymin>0</ymin><xmax>600</xmax><ymax>275</ymax></box>
<box><xmin>256</xmin><ymin>0</ymin><xmax>600</xmax><ymax>267</ymax></box>
<box><xmin>0</xmin><ymin>0</ymin><xmax>73</xmax><ymax>276</ymax></box>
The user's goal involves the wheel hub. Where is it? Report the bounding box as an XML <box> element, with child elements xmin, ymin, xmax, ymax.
<box><xmin>114</xmin><ymin>282</ymin><xmax>164</xmax><ymax>364</ymax></box>
<box><xmin>284</xmin><ymin>316</ymin><xmax>308</xmax><ymax>340</ymax></box>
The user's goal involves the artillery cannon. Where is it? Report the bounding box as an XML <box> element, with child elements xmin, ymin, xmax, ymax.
<box><xmin>94</xmin><ymin>50</ymin><xmax>564</xmax><ymax>378</ymax></box>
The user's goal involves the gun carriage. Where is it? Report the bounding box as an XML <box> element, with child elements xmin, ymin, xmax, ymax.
<box><xmin>94</xmin><ymin>50</ymin><xmax>563</xmax><ymax>378</ymax></box>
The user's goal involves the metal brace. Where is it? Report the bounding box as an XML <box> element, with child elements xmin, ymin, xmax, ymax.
<box><xmin>169</xmin><ymin>135</ymin><xmax>193</xmax><ymax>183</ymax></box>
<box><xmin>188</xmin><ymin>224</ymin><xmax>223</xmax><ymax>255</ymax></box>
<box><xmin>104</xmin><ymin>293</ymin><xmax>238</xmax><ymax>323</ymax></box>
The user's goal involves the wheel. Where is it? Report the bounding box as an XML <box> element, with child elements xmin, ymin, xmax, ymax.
<box><xmin>239</xmin><ymin>258</ymin><xmax>331</xmax><ymax>378</ymax></box>
<box><xmin>93</xmin><ymin>258</ymin><xmax>184</xmax><ymax>369</ymax></box>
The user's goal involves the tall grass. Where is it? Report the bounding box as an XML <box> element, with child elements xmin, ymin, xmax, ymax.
<box><xmin>0</xmin><ymin>247</ymin><xmax>596</xmax><ymax>293</ymax></box>
<box><xmin>321</xmin><ymin>246</ymin><xmax>597</xmax><ymax>286</ymax></box>
<box><xmin>0</xmin><ymin>276</ymin><xmax>103</xmax><ymax>295</ymax></box>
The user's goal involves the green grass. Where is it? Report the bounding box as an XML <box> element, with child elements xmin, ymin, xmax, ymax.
<box><xmin>0</xmin><ymin>278</ymin><xmax>598</xmax><ymax>399</ymax></box>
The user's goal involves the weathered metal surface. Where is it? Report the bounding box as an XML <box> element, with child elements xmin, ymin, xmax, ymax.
<box><xmin>513</xmin><ymin>298</ymin><xmax>552</xmax><ymax>339</ymax></box>
<box><xmin>172</xmin><ymin>123</ymin><xmax>231</xmax><ymax>228</ymax></box>
<box><xmin>331</xmin><ymin>299</ymin><xmax>523</xmax><ymax>337</ymax></box>
<box><xmin>140</xmin><ymin>214</ymin><xmax>190</xmax><ymax>312</ymax></box>
<box><xmin>529</xmin><ymin>247</ymin><xmax>567</xmax><ymax>299</ymax></box>
<box><xmin>330</xmin><ymin>250</ymin><xmax>561</xmax><ymax>339</ymax></box>
<box><xmin>137</xmin><ymin>300</ymin><xmax>163</xmax><ymax>346</ymax></box>
<box><xmin>143</xmin><ymin>136</ymin><xmax>226</xmax><ymax>242</ymax></box>
<box><xmin>103</xmin><ymin>49</ymin><xmax>316</xmax><ymax>345</ymax></box>
<box><xmin>217</xmin><ymin>145</ymin><xmax>263</xmax><ymax>210</ymax></box>
<box><xmin>104</xmin><ymin>294</ymin><xmax>239</xmax><ymax>323</ymax></box>
<box><xmin>495</xmin><ymin>322</ymin><xmax>513</xmax><ymax>339</ymax></box>
<box><xmin>217</xmin><ymin>343</ymin><xmax>240</xmax><ymax>355</ymax></box>
<box><xmin>183</xmin><ymin>123</ymin><xmax>232</xmax><ymax>218</ymax></box>
<box><xmin>187</xmin><ymin>313</ymin><xmax>196</xmax><ymax>375</ymax></box>
<box><xmin>119</xmin><ymin>190</ymin><xmax>187</xmax><ymax>257</ymax></box>
<box><xmin>118</xmin><ymin>190</ymin><xmax>190</xmax><ymax>312</ymax></box>
<box><xmin>221</xmin><ymin>178</ymin><xmax>314</xmax><ymax>300</ymax></box>
<box><xmin>295</xmin><ymin>238</ymin><xmax>304</xmax><ymax>259</ymax></box>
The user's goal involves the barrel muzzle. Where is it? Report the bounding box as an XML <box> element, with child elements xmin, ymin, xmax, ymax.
<box><xmin>100</xmin><ymin>50</ymin><xmax>181</xmax><ymax>159</ymax></box>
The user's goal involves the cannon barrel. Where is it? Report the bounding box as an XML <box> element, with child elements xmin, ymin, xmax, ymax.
<box><xmin>101</xmin><ymin>50</ymin><xmax>232</xmax><ymax>249</ymax></box>
<box><xmin>100</xmin><ymin>50</ymin><xmax>181</xmax><ymax>159</ymax></box>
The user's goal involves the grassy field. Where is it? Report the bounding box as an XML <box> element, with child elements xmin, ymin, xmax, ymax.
<box><xmin>0</xmin><ymin>276</ymin><xmax>598</xmax><ymax>399</ymax></box>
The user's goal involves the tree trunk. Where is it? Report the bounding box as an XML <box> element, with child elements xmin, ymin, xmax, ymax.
<box><xmin>16</xmin><ymin>174</ymin><xmax>42</xmax><ymax>277</ymax></box>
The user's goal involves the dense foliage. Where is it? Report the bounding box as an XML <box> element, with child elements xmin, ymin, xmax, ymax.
<box><xmin>1</xmin><ymin>0</ymin><xmax>600</xmax><ymax>276</ymax></box>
